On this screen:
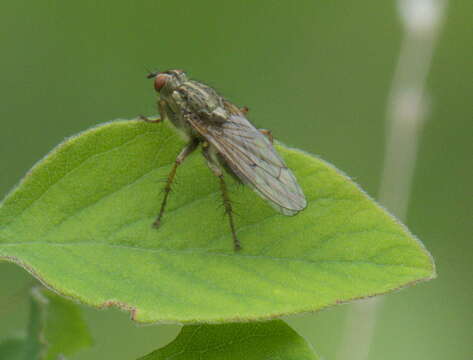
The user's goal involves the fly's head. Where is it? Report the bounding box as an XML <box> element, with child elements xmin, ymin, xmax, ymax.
<box><xmin>147</xmin><ymin>69</ymin><xmax>226</xmax><ymax>126</ymax></box>
<box><xmin>147</xmin><ymin>69</ymin><xmax>188</xmax><ymax>97</ymax></box>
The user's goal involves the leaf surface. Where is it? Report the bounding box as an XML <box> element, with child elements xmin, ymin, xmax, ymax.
<box><xmin>0</xmin><ymin>120</ymin><xmax>435</xmax><ymax>323</ymax></box>
<box><xmin>138</xmin><ymin>320</ymin><xmax>318</xmax><ymax>360</ymax></box>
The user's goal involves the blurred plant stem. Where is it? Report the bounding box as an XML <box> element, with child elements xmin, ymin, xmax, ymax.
<box><xmin>336</xmin><ymin>1</ymin><xmax>447</xmax><ymax>359</ymax></box>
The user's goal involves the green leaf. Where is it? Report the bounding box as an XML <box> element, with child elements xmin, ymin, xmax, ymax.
<box><xmin>138</xmin><ymin>320</ymin><xmax>318</xmax><ymax>360</ymax></box>
<box><xmin>0</xmin><ymin>287</ymin><xmax>91</xmax><ymax>360</ymax></box>
<box><xmin>0</xmin><ymin>120</ymin><xmax>435</xmax><ymax>323</ymax></box>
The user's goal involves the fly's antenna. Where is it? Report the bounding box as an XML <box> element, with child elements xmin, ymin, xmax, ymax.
<box><xmin>145</xmin><ymin>67</ymin><xmax>159</xmax><ymax>79</ymax></box>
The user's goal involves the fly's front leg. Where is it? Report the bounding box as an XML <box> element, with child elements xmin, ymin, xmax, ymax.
<box><xmin>139</xmin><ymin>115</ymin><xmax>161</xmax><ymax>123</ymax></box>
<box><xmin>152</xmin><ymin>138</ymin><xmax>199</xmax><ymax>228</ymax></box>
<box><xmin>202</xmin><ymin>143</ymin><xmax>241</xmax><ymax>251</ymax></box>
<box><xmin>139</xmin><ymin>100</ymin><xmax>167</xmax><ymax>123</ymax></box>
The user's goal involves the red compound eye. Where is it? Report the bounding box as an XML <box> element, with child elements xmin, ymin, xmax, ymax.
<box><xmin>154</xmin><ymin>74</ymin><xmax>168</xmax><ymax>91</ymax></box>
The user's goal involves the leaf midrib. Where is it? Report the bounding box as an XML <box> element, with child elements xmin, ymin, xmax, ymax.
<box><xmin>0</xmin><ymin>241</ymin><xmax>430</xmax><ymax>271</ymax></box>
<box><xmin>8</xmin><ymin>159</ymin><xmax>323</xmax><ymax>243</ymax></box>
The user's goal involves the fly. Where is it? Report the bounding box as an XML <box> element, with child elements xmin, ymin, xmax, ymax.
<box><xmin>141</xmin><ymin>69</ymin><xmax>306</xmax><ymax>251</ymax></box>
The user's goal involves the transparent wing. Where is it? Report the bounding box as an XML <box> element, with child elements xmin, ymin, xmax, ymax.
<box><xmin>187</xmin><ymin>111</ymin><xmax>307</xmax><ymax>215</ymax></box>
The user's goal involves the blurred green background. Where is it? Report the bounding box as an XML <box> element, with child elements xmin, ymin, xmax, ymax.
<box><xmin>0</xmin><ymin>1</ymin><xmax>471</xmax><ymax>359</ymax></box>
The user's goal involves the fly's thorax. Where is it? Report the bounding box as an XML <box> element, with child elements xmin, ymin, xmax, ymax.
<box><xmin>178</xmin><ymin>81</ymin><xmax>225</xmax><ymax>115</ymax></box>
<box><xmin>157</xmin><ymin>91</ymin><xmax>200</xmax><ymax>140</ymax></box>
<box><xmin>160</xmin><ymin>92</ymin><xmax>193</xmax><ymax>136</ymax></box>
<box><xmin>158</xmin><ymin>74</ymin><xmax>231</xmax><ymax>139</ymax></box>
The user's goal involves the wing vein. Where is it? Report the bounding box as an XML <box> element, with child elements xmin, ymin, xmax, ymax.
<box><xmin>187</xmin><ymin>114</ymin><xmax>307</xmax><ymax>214</ymax></box>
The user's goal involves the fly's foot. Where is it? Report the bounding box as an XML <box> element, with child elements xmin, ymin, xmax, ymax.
<box><xmin>234</xmin><ymin>240</ymin><xmax>242</xmax><ymax>252</ymax></box>
<box><xmin>152</xmin><ymin>218</ymin><xmax>161</xmax><ymax>228</ymax></box>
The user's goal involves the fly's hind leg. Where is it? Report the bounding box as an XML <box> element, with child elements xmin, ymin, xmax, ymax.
<box><xmin>202</xmin><ymin>143</ymin><xmax>241</xmax><ymax>251</ymax></box>
<box><xmin>259</xmin><ymin>129</ymin><xmax>273</xmax><ymax>143</ymax></box>
<box><xmin>152</xmin><ymin>138</ymin><xmax>199</xmax><ymax>228</ymax></box>
<box><xmin>240</xmin><ymin>106</ymin><xmax>249</xmax><ymax>114</ymax></box>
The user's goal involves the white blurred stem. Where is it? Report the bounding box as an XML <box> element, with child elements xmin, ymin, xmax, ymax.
<box><xmin>336</xmin><ymin>1</ymin><xmax>447</xmax><ymax>360</ymax></box>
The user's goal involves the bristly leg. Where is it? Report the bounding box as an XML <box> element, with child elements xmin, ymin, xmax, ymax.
<box><xmin>152</xmin><ymin>139</ymin><xmax>199</xmax><ymax>228</ymax></box>
<box><xmin>218</xmin><ymin>174</ymin><xmax>240</xmax><ymax>251</ymax></box>
<box><xmin>202</xmin><ymin>144</ymin><xmax>241</xmax><ymax>251</ymax></box>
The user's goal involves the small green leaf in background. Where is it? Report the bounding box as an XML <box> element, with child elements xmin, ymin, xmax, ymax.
<box><xmin>0</xmin><ymin>120</ymin><xmax>435</xmax><ymax>323</ymax></box>
<box><xmin>138</xmin><ymin>320</ymin><xmax>318</xmax><ymax>360</ymax></box>
<box><xmin>0</xmin><ymin>288</ymin><xmax>43</xmax><ymax>360</ymax></box>
<box><xmin>33</xmin><ymin>287</ymin><xmax>93</xmax><ymax>359</ymax></box>
<box><xmin>0</xmin><ymin>287</ymin><xmax>92</xmax><ymax>360</ymax></box>
<box><xmin>0</xmin><ymin>338</ymin><xmax>27</xmax><ymax>360</ymax></box>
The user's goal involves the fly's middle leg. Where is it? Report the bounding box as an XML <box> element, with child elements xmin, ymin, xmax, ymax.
<box><xmin>202</xmin><ymin>144</ymin><xmax>241</xmax><ymax>251</ymax></box>
<box><xmin>153</xmin><ymin>138</ymin><xmax>199</xmax><ymax>228</ymax></box>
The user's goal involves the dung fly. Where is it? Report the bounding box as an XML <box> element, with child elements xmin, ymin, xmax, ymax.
<box><xmin>141</xmin><ymin>70</ymin><xmax>306</xmax><ymax>251</ymax></box>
